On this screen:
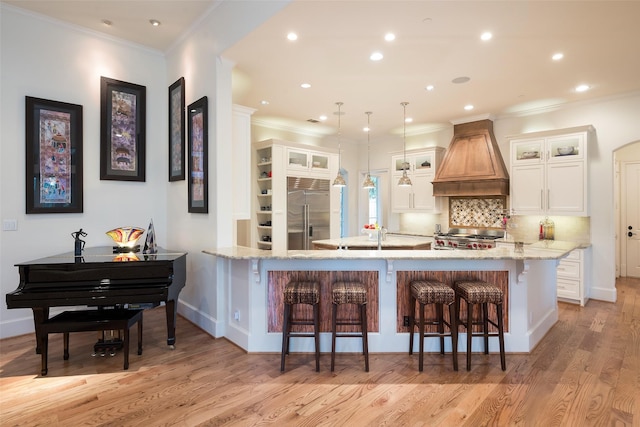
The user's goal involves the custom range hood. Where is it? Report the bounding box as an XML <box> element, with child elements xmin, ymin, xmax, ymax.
<box><xmin>432</xmin><ymin>119</ymin><xmax>509</xmax><ymax>197</ymax></box>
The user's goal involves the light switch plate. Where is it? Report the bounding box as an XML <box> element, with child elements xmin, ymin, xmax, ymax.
<box><xmin>2</xmin><ymin>219</ymin><xmax>18</xmax><ymax>231</ymax></box>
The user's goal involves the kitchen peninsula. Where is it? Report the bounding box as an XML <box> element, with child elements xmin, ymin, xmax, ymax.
<box><xmin>205</xmin><ymin>241</ymin><xmax>578</xmax><ymax>355</ymax></box>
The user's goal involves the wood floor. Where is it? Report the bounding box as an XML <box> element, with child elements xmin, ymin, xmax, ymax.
<box><xmin>1</xmin><ymin>277</ymin><xmax>638</xmax><ymax>426</ymax></box>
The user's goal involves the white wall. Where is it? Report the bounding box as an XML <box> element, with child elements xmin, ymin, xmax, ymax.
<box><xmin>0</xmin><ymin>6</ymin><xmax>168</xmax><ymax>337</ymax></box>
<box><xmin>0</xmin><ymin>1</ymin><xmax>289</xmax><ymax>339</ymax></box>
<box><xmin>163</xmin><ymin>1</ymin><xmax>289</xmax><ymax>338</ymax></box>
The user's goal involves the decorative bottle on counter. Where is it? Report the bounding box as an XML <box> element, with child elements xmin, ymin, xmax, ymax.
<box><xmin>542</xmin><ymin>217</ymin><xmax>555</xmax><ymax>240</ymax></box>
<box><xmin>539</xmin><ymin>221</ymin><xmax>544</xmax><ymax>240</ymax></box>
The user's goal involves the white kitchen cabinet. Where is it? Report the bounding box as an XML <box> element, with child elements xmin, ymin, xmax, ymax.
<box><xmin>557</xmin><ymin>247</ymin><xmax>590</xmax><ymax>306</ymax></box>
<box><xmin>286</xmin><ymin>147</ymin><xmax>331</xmax><ymax>177</ymax></box>
<box><xmin>510</xmin><ymin>128</ymin><xmax>591</xmax><ymax>216</ymax></box>
<box><xmin>391</xmin><ymin>147</ymin><xmax>444</xmax><ymax>213</ymax></box>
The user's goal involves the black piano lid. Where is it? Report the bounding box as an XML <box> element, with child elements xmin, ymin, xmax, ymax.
<box><xmin>15</xmin><ymin>246</ymin><xmax>187</xmax><ymax>266</ymax></box>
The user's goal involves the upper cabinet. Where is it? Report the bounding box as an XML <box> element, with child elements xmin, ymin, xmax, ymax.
<box><xmin>286</xmin><ymin>147</ymin><xmax>331</xmax><ymax>177</ymax></box>
<box><xmin>510</xmin><ymin>127</ymin><xmax>592</xmax><ymax>216</ymax></box>
<box><xmin>391</xmin><ymin>147</ymin><xmax>445</xmax><ymax>213</ymax></box>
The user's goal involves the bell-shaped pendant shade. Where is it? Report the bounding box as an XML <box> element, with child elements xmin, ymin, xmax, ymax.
<box><xmin>362</xmin><ymin>173</ymin><xmax>375</xmax><ymax>189</ymax></box>
<box><xmin>397</xmin><ymin>170</ymin><xmax>412</xmax><ymax>187</ymax></box>
<box><xmin>333</xmin><ymin>170</ymin><xmax>346</xmax><ymax>187</ymax></box>
<box><xmin>398</xmin><ymin>102</ymin><xmax>412</xmax><ymax>187</ymax></box>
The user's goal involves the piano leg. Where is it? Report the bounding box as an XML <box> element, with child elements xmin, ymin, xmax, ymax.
<box><xmin>165</xmin><ymin>299</ymin><xmax>177</xmax><ymax>349</ymax></box>
<box><xmin>32</xmin><ymin>307</ymin><xmax>49</xmax><ymax>355</ymax></box>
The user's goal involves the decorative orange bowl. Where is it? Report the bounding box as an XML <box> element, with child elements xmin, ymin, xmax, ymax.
<box><xmin>106</xmin><ymin>226</ymin><xmax>145</xmax><ymax>248</ymax></box>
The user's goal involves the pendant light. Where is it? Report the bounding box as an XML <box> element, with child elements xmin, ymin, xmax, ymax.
<box><xmin>362</xmin><ymin>111</ymin><xmax>375</xmax><ymax>189</ymax></box>
<box><xmin>397</xmin><ymin>101</ymin><xmax>412</xmax><ymax>187</ymax></box>
<box><xmin>332</xmin><ymin>101</ymin><xmax>346</xmax><ymax>187</ymax></box>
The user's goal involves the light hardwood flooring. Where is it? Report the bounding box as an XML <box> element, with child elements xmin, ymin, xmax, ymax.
<box><xmin>1</xmin><ymin>277</ymin><xmax>638</xmax><ymax>426</ymax></box>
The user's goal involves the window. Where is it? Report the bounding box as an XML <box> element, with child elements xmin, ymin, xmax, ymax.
<box><xmin>367</xmin><ymin>175</ymin><xmax>379</xmax><ymax>226</ymax></box>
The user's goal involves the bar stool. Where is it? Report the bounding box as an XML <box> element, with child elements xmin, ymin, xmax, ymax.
<box><xmin>331</xmin><ymin>281</ymin><xmax>369</xmax><ymax>372</ymax></box>
<box><xmin>281</xmin><ymin>281</ymin><xmax>321</xmax><ymax>372</ymax></box>
<box><xmin>454</xmin><ymin>280</ymin><xmax>506</xmax><ymax>371</ymax></box>
<box><xmin>408</xmin><ymin>280</ymin><xmax>458</xmax><ymax>372</ymax></box>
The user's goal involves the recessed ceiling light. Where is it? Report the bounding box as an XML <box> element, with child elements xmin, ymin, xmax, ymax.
<box><xmin>384</xmin><ymin>33</ymin><xmax>395</xmax><ymax>42</ymax></box>
<box><xmin>287</xmin><ymin>32</ymin><xmax>298</xmax><ymax>41</ymax></box>
<box><xmin>149</xmin><ymin>19</ymin><xmax>161</xmax><ymax>27</ymax></box>
<box><xmin>464</xmin><ymin>104</ymin><xmax>474</xmax><ymax>111</ymax></box>
<box><xmin>260</xmin><ymin>100</ymin><xmax>269</xmax><ymax>105</ymax></box>
<box><xmin>452</xmin><ymin>76</ymin><xmax>470</xmax><ymax>84</ymax></box>
<box><xmin>405</xmin><ymin>117</ymin><xmax>413</xmax><ymax>123</ymax></box>
<box><xmin>363</xmin><ymin>126</ymin><xmax>370</xmax><ymax>132</ymax></box>
<box><xmin>319</xmin><ymin>115</ymin><xmax>327</xmax><ymax>121</ymax></box>
<box><xmin>370</xmin><ymin>51</ymin><xmax>384</xmax><ymax>61</ymax></box>
<box><xmin>425</xmin><ymin>84</ymin><xmax>435</xmax><ymax>91</ymax></box>
<box><xmin>575</xmin><ymin>84</ymin><xmax>590</xmax><ymax>92</ymax></box>
<box><xmin>552</xmin><ymin>52</ymin><xmax>564</xmax><ymax>61</ymax></box>
<box><xmin>300</xmin><ymin>83</ymin><xmax>311</xmax><ymax>89</ymax></box>
<box><xmin>480</xmin><ymin>31</ymin><xmax>492</xmax><ymax>41</ymax></box>
<box><xmin>101</xmin><ymin>19</ymin><xmax>112</xmax><ymax>27</ymax></box>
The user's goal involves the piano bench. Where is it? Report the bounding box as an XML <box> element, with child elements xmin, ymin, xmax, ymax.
<box><xmin>39</xmin><ymin>309</ymin><xmax>143</xmax><ymax>376</ymax></box>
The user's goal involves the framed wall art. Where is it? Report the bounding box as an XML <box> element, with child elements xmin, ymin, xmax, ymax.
<box><xmin>100</xmin><ymin>76</ymin><xmax>146</xmax><ymax>181</ymax></box>
<box><xmin>25</xmin><ymin>96</ymin><xmax>83</xmax><ymax>214</ymax></box>
<box><xmin>187</xmin><ymin>96</ymin><xmax>208</xmax><ymax>213</ymax></box>
<box><xmin>168</xmin><ymin>77</ymin><xmax>185</xmax><ymax>181</ymax></box>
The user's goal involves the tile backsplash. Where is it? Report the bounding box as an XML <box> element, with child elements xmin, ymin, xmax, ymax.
<box><xmin>396</xmin><ymin>197</ymin><xmax>591</xmax><ymax>244</ymax></box>
<box><xmin>449</xmin><ymin>197</ymin><xmax>506</xmax><ymax>228</ymax></box>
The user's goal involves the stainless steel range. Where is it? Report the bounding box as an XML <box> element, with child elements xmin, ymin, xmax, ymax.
<box><xmin>433</xmin><ymin>228</ymin><xmax>504</xmax><ymax>250</ymax></box>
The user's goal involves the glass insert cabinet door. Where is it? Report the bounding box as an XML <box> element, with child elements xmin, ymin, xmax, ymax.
<box><xmin>512</xmin><ymin>139</ymin><xmax>544</xmax><ymax>164</ymax></box>
<box><xmin>393</xmin><ymin>153</ymin><xmax>434</xmax><ymax>172</ymax></box>
<box><xmin>547</xmin><ymin>134</ymin><xmax>585</xmax><ymax>161</ymax></box>
<box><xmin>287</xmin><ymin>148</ymin><xmax>329</xmax><ymax>170</ymax></box>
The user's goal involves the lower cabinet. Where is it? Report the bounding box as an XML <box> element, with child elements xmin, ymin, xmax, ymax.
<box><xmin>557</xmin><ymin>247</ymin><xmax>590</xmax><ymax>306</ymax></box>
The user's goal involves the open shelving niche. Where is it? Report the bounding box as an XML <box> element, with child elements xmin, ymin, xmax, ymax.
<box><xmin>256</xmin><ymin>146</ymin><xmax>273</xmax><ymax>249</ymax></box>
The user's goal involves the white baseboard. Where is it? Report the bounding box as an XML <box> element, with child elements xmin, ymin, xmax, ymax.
<box><xmin>589</xmin><ymin>286</ymin><xmax>617</xmax><ymax>303</ymax></box>
<box><xmin>177</xmin><ymin>299</ymin><xmax>221</xmax><ymax>338</ymax></box>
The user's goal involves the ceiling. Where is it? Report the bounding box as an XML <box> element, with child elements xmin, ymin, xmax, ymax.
<box><xmin>5</xmin><ymin>0</ymin><xmax>640</xmax><ymax>144</ymax></box>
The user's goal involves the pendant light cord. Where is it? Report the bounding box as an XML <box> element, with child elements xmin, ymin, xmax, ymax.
<box><xmin>401</xmin><ymin>102</ymin><xmax>408</xmax><ymax>165</ymax></box>
<box><xmin>337</xmin><ymin>102</ymin><xmax>343</xmax><ymax>170</ymax></box>
<box><xmin>366</xmin><ymin>111</ymin><xmax>372</xmax><ymax>174</ymax></box>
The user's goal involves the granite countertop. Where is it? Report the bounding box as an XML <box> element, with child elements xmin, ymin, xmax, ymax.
<box><xmin>205</xmin><ymin>241</ymin><xmax>580</xmax><ymax>261</ymax></box>
<box><xmin>499</xmin><ymin>237</ymin><xmax>591</xmax><ymax>250</ymax></box>
<box><xmin>312</xmin><ymin>234</ymin><xmax>432</xmax><ymax>248</ymax></box>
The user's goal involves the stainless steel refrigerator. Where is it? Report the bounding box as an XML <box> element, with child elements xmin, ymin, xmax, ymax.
<box><xmin>287</xmin><ymin>176</ymin><xmax>330</xmax><ymax>250</ymax></box>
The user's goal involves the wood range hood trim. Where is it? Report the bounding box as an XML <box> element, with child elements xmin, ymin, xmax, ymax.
<box><xmin>432</xmin><ymin>119</ymin><xmax>509</xmax><ymax>197</ymax></box>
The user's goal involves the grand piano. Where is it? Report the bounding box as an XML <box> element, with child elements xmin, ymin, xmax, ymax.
<box><xmin>6</xmin><ymin>246</ymin><xmax>187</xmax><ymax>353</ymax></box>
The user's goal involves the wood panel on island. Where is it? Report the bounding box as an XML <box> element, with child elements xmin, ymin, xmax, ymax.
<box><xmin>396</xmin><ymin>271</ymin><xmax>509</xmax><ymax>334</ymax></box>
<box><xmin>267</xmin><ymin>271</ymin><xmax>379</xmax><ymax>334</ymax></box>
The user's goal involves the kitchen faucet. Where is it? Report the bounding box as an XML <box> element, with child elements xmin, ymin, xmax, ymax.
<box><xmin>377</xmin><ymin>226</ymin><xmax>387</xmax><ymax>250</ymax></box>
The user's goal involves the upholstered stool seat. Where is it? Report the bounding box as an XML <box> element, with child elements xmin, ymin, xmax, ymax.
<box><xmin>454</xmin><ymin>280</ymin><xmax>506</xmax><ymax>371</ymax></box>
<box><xmin>409</xmin><ymin>280</ymin><xmax>458</xmax><ymax>372</ymax></box>
<box><xmin>331</xmin><ymin>281</ymin><xmax>369</xmax><ymax>372</ymax></box>
<box><xmin>281</xmin><ymin>281</ymin><xmax>320</xmax><ymax>372</ymax></box>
